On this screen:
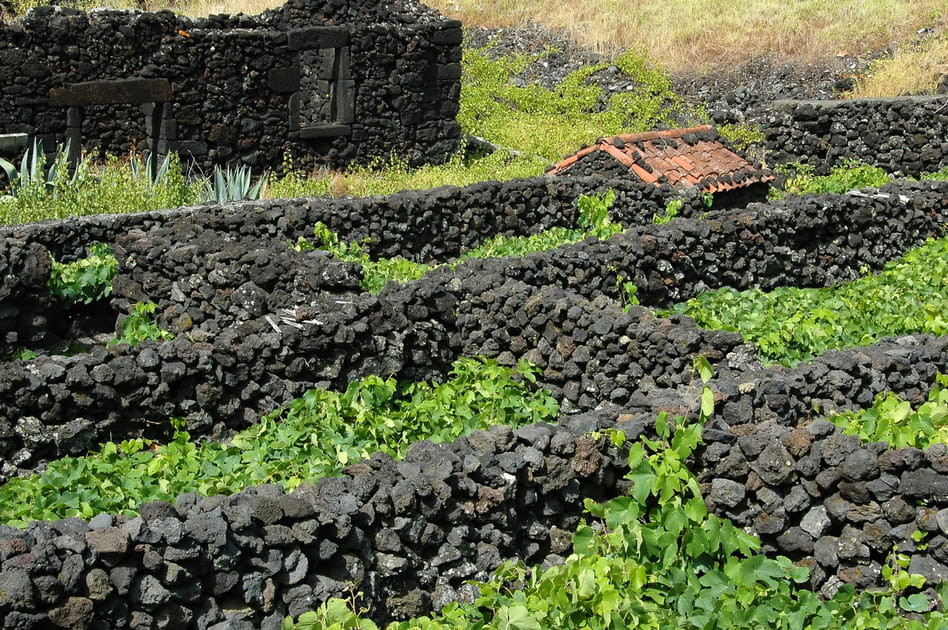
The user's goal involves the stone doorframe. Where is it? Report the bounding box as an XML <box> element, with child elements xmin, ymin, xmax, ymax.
<box><xmin>49</xmin><ymin>78</ymin><xmax>173</xmax><ymax>177</ymax></box>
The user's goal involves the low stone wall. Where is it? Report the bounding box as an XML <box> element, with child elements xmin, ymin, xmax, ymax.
<box><xmin>435</xmin><ymin>179</ymin><xmax>948</xmax><ymax>309</ymax></box>
<box><xmin>0</xmin><ymin>175</ymin><xmax>686</xmax><ymax>359</ymax></box>
<box><xmin>0</xmin><ymin>175</ymin><xmax>681</xmax><ymax>262</ymax></box>
<box><xmin>1</xmin><ymin>335</ymin><xmax>948</xmax><ymax>628</ymax></box>
<box><xmin>764</xmin><ymin>96</ymin><xmax>948</xmax><ymax>176</ymax></box>
<box><xmin>1</xmin><ymin>179</ymin><xmax>946</xmax><ymax>479</ymax></box>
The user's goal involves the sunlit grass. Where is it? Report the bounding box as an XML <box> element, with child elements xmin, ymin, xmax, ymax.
<box><xmin>433</xmin><ymin>0</ymin><xmax>946</xmax><ymax>72</ymax></box>
<box><xmin>8</xmin><ymin>0</ymin><xmax>944</xmax><ymax>76</ymax></box>
<box><xmin>845</xmin><ymin>34</ymin><xmax>948</xmax><ymax>98</ymax></box>
<box><xmin>266</xmin><ymin>149</ymin><xmax>549</xmax><ymax>200</ymax></box>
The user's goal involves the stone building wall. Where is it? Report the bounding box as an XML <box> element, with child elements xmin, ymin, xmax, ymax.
<box><xmin>0</xmin><ymin>0</ymin><xmax>462</xmax><ymax>173</ymax></box>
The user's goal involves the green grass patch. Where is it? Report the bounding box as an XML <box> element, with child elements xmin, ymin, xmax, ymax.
<box><xmin>0</xmin><ymin>357</ymin><xmax>557</xmax><ymax>526</ymax></box>
<box><xmin>269</xmin><ymin>150</ymin><xmax>550</xmax><ymax>200</ymax></box>
<box><xmin>294</xmin><ymin>190</ymin><xmax>623</xmax><ymax>293</ymax></box>
<box><xmin>459</xmin><ymin>46</ymin><xmax>696</xmax><ymax>162</ymax></box>
<box><xmin>664</xmin><ymin>237</ymin><xmax>948</xmax><ymax>366</ymax></box>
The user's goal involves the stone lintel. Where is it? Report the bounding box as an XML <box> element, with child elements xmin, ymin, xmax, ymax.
<box><xmin>50</xmin><ymin>78</ymin><xmax>173</xmax><ymax>107</ymax></box>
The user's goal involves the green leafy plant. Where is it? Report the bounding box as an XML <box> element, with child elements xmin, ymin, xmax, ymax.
<box><xmin>0</xmin><ymin>138</ymin><xmax>69</xmax><ymax>199</ymax></box>
<box><xmin>665</xmin><ymin>237</ymin><xmax>948</xmax><ymax>366</ymax></box>
<box><xmin>129</xmin><ymin>152</ymin><xmax>173</xmax><ymax>193</ymax></box>
<box><xmin>0</xmin><ymin>357</ymin><xmax>556</xmax><ymax>525</ymax></box>
<box><xmin>616</xmin><ymin>273</ymin><xmax>640</xmax><ymax>311</ymax></box>
<box><xmin>47</xmin><ymin>242</ymin><xmax>118</xmax><ymax>306</ymax></box>
<box><xmin>920</xmin><ymin>166</ymin><xmax>948</xmax><ymax>181</ymax></box>
<box><xmin>829</xmin><ymin>373</ymin><xmax>948</xmax><ymax>448</ymax></box>
<box><xmin>771</xmin><ymin>159</ymin><xmax>892</xmax><ymax>199</ymax></box>
<box><xmin>576</xmin><ymin>189</ymin><xmax>622</xmax><ymax>239</ymax></box>
<box><xmin>10</xmin><ymin>348</ymin><xmax>38</xmax><ymax>361</ymax></box>
<box><xmin>286</xmin><ymin>358</ymin><xmax>948</xmax><ymax>629</ymax></box>
<box><xmin>0</xmin><ymin>150</ymin><xmax>197</xmax><ymax>226</ymax></box>
<box><xmin>108</xmin><ymin>301</ymin><xmax>172</xmax><ymax>347</ymax></box>
<box><xmin>717</xmin><ymin>123</ymin><xmax>765</xmax><ymax>151</ymax></box>
<box><xmin>653</xmin><ymin>197</ymin><xmax>683</xmax><ymax>224</ymax></box>
<box><xmin>201</xmin><ymin>164</ymin><xmax>267</xmax><ymax>203</ymax></box>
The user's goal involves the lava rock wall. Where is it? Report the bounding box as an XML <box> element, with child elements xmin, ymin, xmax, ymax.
<box><xmin>0</xmin><ymin>175</ymin><xmax>680</xmax><ymax>362</ymax></box>
<box><xmin>0</xmin><ymin>0</ymin><xmax>462</xmax><ymax>173</ymax></box>
<box><xmin>0</xmin><ymin>179</ymin><xmax>945</xmax><ymax>482</ymax></box>
<box><xmin>1</xmin><ymin>336</ymin><xmax>948</xmax><ymax>628</ymax></box>
<box><xmin>764</xmin><ymin>96</ymin><xmax>948</xmax><ymax>177</ymax></box>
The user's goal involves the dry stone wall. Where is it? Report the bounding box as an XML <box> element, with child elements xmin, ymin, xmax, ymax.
<box><xmin>1</xmin><ymin>336</ymin><xmax>948</xmax><ymax>628</ymax></box>
<box><xmin>0</xmin><ymin>178</ymin><xmax>946</xmax><ymax>479</ymax></box>
<box><xmin>764</xmin><ymin>96</ymin><xmax>948</xmax><ymax>177</ymax></box>
<box><xmin>0</xmin><ymin>0</ymin><xmax>462</xmax><ymax>173</ymax></box>
<box><xmin>1</xmin><ymin>175</ymin><xmax>948</xmax><ymax>627</ymax></box>
<box><xmin>0</xmin><ymin>175</ymin><xmax>686</xmax><ymax>357</ymax></box>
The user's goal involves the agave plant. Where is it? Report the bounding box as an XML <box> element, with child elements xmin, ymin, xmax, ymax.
<box><xmin>128</xmin><ymin>152</ymin><xmax>173</xmax><ymax>192</ymax></box>
<box><xmin>200</xmin><ymin>164</ymin><xmax>267</xmax><ymax>203</ymax></box>
<box><xmin>0</xmin><ymin>139</ymin><xmax>76</xmax><ymax>199</ymax></box>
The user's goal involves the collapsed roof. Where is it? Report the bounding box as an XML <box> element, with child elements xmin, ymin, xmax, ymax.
<box><xmin>548</xmin><ymin>125</ymin><xmax>773</xmax><ymax>193</ymax></box>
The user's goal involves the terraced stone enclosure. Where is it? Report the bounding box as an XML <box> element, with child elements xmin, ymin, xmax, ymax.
<box><xmin>0</xmin><ymin>162</ymin><xmax>947</xmax><ymax>626</ymax></box>
<box><xmin>1</xmin><ymin>4</ymin><xmax>948</xmax><ymax>620</ymax></box>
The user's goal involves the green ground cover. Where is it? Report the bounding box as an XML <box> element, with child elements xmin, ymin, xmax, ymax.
<box><xmin>662</xmin><ymin>237</ymin><xmax>948</xmax><ymax>366</ymax></box>
<box><xmin>0</xmin><ymin>357</ymin><xmax>557</xmax><ymax>526</ymax></box>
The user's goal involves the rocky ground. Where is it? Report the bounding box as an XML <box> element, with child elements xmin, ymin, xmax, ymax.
<box><xmin>464</xmin><ymin>22</ymin><xmax>942</xmax><ymax>127</ymax></box>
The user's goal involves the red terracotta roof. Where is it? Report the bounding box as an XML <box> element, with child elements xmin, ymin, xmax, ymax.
<box><xmin>548</xmin><ymin>125</ymin><xmax>773</xmax><ymax>193</ymax></box>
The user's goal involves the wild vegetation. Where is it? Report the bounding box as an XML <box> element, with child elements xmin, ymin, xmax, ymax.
<box><xmin>47</xmin><ymin>241</ymin><xmax>117</xmax><ymax>305</ymax></box>
<box><xmin>845</xmin><ymin>33</ymin><xmax>948</xmax><ymax>99</ymax></box>
<box><xmin>6</xmin><ymin>0</ymin><xmax>943</xmax><ymax>80</ymax></box>
<box><xmin>433</xmin><ymin>0</ymin><xmax>948</xmax><ymax>74</ymax></box>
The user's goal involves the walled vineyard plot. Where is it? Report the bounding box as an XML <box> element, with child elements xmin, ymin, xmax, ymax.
<box><xmin>0</xmin><ymin>173</ymin><xmax>947</xmax><ymax>628</ymax></box>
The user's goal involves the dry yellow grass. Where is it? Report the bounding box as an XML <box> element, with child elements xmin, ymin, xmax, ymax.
<box><xmin>845</xmin><ymin>34</ymin><xmax>948</xmax><ymax>97</ymax></box>
<box><xmin>432</xmin><ymin>0</ymin><xmax>948</xmax><ymax>72</ymax></box>
<box><xmin>157</xmin><ymin>0</ymin><xmax>948</xmax><ymax>80</ymax></box>
<box><xmin>8</xmin><ymin>0</ymin><xmax>946</xmax><ymax>90</ymax></box>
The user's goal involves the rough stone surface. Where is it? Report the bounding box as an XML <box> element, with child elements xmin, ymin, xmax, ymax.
<box><xmin>0</xmin><ymin>122</ymin><xmax>946</xmax><ymax>627</ymax></box>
